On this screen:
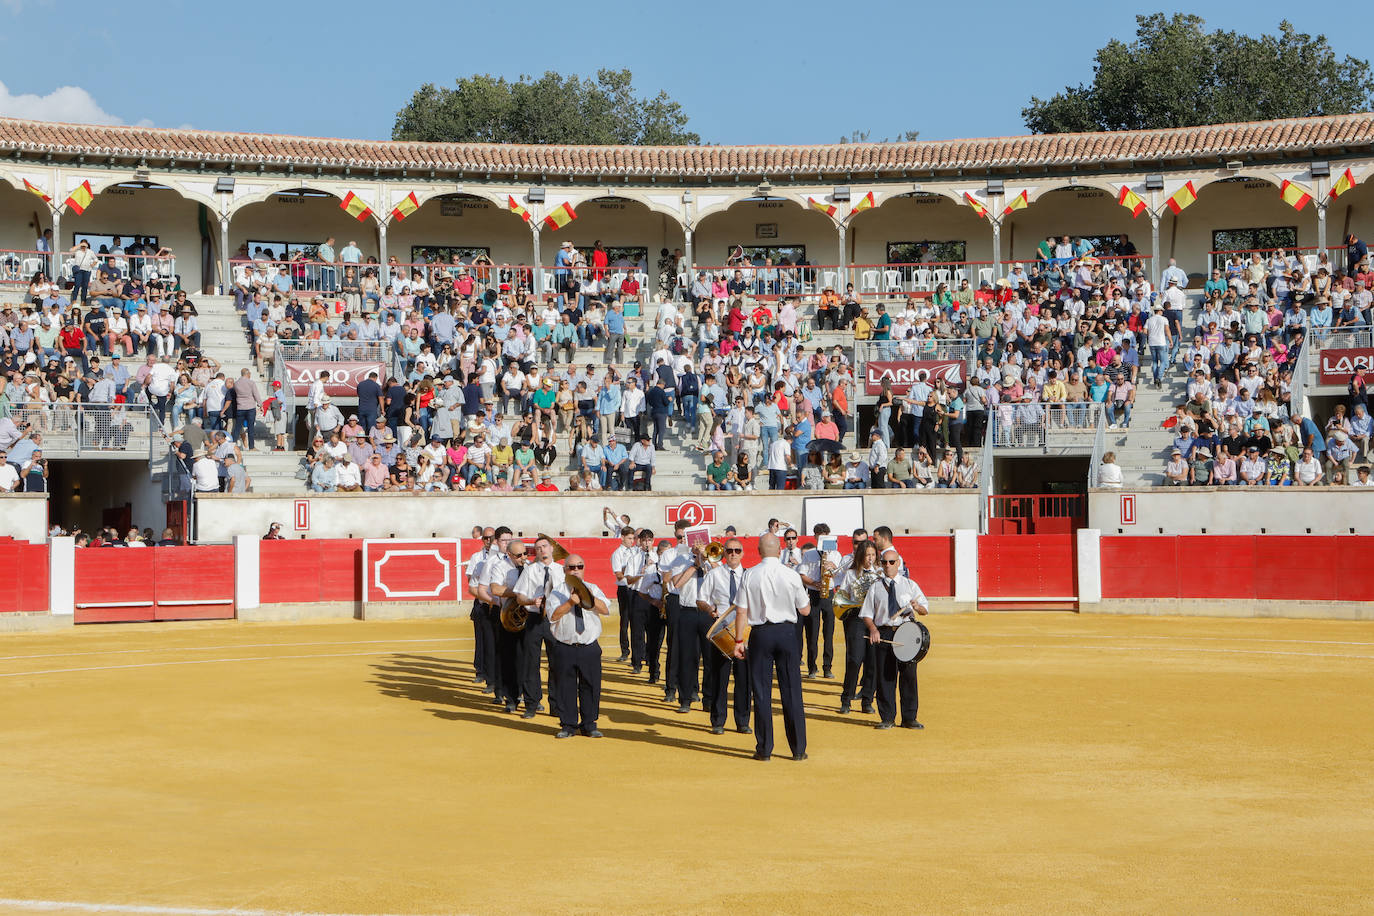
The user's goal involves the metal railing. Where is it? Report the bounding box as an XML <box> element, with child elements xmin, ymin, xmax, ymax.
<box><xmin>275</xmin><ymin>340</ymin><xmax>391</xmax><ymax>362</ymax></box>
<box><xmin>1291</xmin><ymin>334</ymin><xmax>1312</xmax><ymax>418</ymax></box>
<box><xmin>850</xmin><ymin>261</ymin><xmax>990</xmax><ymax>295</ymax></box>
<box><xmin>685</xmin><ymin>264</ymin><xmax>843</xmax><ymax>299</ymax></box>
<box><xmin>1087</xmin><ymin>402</ymin><xmax>1107</xmax><ymax>490</ymax></box>
<box><xmin>1208</xmin><ymin>246</ymin><xmax>1325</xmax><ymax>276</ymax></box>
<box><xmin>990</xmin><ymin>401</ymin><xmax>1103</xmax><ymax>452</ymax></box>
<box><xmin>1308</xmin><ymin>324</ymin><xmax>1374</xmax><ymax>351</ymax></box>
<box><xmin>0</xmin><ymin>248</ymin><xmax>53</xmax><ymax>284</ymax></box>
<box><xmin>855</xmin><ymin>338</ymin><xmax>976</xmax><ymax>364</ymax></box>
<box><xmin>3</xmin><ymin>402</ymin><xmax>157</xmax><ymax>459</ymax></box>
<box><xmin>978</xmin><ymin>409</ymin><xmax>995</xmax><ymax>534</ymax></box>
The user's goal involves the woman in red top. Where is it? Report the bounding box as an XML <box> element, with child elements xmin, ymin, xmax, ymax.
<box><xmin>591</xmin><ymin>241</ymin><xmax>608</xmax><ymax>281</ymax></box>
<box><xmin>727</xmin><ymin>298</ymin><xmax>747</xmax><ymax>334</ymax></box>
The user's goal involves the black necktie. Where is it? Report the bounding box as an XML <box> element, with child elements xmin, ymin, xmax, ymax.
<box><xmin>886</xmin><ymin>579</ymin><xmax>899</xmax><ymax>624</ymax></box>
<box><xmin>728</xmin><ymin>569</ymin><xmax>738</xmax><ymax>604</ymax></box>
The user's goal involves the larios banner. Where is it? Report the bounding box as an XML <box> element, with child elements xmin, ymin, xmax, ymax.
<box><xmin>1318</xmin><ymin>348</ymin><xmax>1374</xmax><ymax>385</ymax></box>
<box><xmin>864</xmin><ymin>359</ymin><xmax>965</xmax><ymax>395</ymax></box>
<box><xmin>283</xmin><ymin>361</ymin><xmax>387</xmax><ymax>398</ymax></box>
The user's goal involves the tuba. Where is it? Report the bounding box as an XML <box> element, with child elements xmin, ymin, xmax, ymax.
<box><xmin>834</xmin><ymin>568</ymin><xmax>880</xmax><ymax>621</ymax></box>
<box><xmin>499</xmin><ymin>595</ymin><xmax>528</xmax><ymax>632</ymax></box>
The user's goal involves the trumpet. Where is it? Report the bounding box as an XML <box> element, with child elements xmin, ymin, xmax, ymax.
<box><xmin>699</xmin><ymin>541</ymin><xmax>725</xmax><ymax>564</ymax></box>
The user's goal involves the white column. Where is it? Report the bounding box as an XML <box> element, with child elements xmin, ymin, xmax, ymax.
<box><xmin>532</xmin><ymin>227</ymin><xmax>544</xmax><ymax>296</ymax></box>
<box><xmin>990</xmin><ymin>220</ymin><xmax>1002</xmax><ymax>279</ymax></box>
<box><xmin>1150</xmin><ymin>212</ymin><xmax>1161</xmax><ymax>289</ymax></box>
<box><xmin>683</xmin><ymin>227</ymin><xmax>694</xmax><ymax>279</ymax></box>
<box><xmin>234</xmin><ymin>534</ymin><xmax>260</xmax><ymax>612</ymax></box>
<box><xmin>837</xmin><ymin>222</ymin><xmax>848</xmax><ymax>290</ymax></box>
<box><xmin>219</xmin><ymin>214</ymin><xmax>231</xmax><ymax>296</ymax></box>
<box><xmin>1076</xmin><ymin>528</ymin><xmax>1102</xmax><ymax>604</ymax></box>
<box><xmin>377</xmin><ymin>223</ymin><xmax>388</xmax><ymax>280</ymax></box>
<box><xmin>48</xmin><ymin>536</ymin><xmax>75</xmax><ymax>616</ymax></box>
<box><xmin>51</xmin><ymin>209</ymin><xmax>62</xmax><ymax>280</ymax></box>
<box><xmin>953</xmin><ymin>528</ymin><xmax>978</xmax><ymax>605</ymax></box>
<box><xmin>1317</xmin><ymin>203</ymin><xmax>1328</xmax><ymax>263</ymax></box>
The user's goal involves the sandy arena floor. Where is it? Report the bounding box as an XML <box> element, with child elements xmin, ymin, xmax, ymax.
<box><xmin>0</xmin><ymin>612</ymin><xmax>1372</xmax><ymax>915</ymax></box>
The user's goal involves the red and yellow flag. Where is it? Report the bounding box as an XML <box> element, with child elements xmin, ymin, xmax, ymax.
<box><xmin>1001</xmin><ymin>190</ymin><xmax>1028</xmax><ymax>217</ymax></box>
<box><xmin>543</xmin><ymin>201</ymin><xmax>577</xmax><ymax>231</ymax></box>
<box><xmin>508</xmin><ymin>195</ymin><xmax>532</xmax><ymax>223</ymax></box>
<box><xmin>1329</xmin><ymin>168</ymin><xmax>1357</xmax><ymax>199</ymax></box>
<box><xmin>1117</xmin><ymin>185</ymin><xmax>1146</xmax><ymax>218</ymax></box>
<box><xmin>389</xmin><ymin>191</ymin><xmax>419</xmax><ymax>222</ymax></box>
<box><xmin>808</xmin><ymin>196</ymin><xmax>838</xmax><ymax>218</ymax></box>
<box><xmin>1279</xmin><ymin>180</ymin><xmax>1313</xmax><ymax>211</ymax></box>
<box><xmin>22</xmin><ymin>178</ymin><xmax>51</xmax><ymax>204</ymax></box>
<box><xmin>1166</xmin><ymin>181</ymin><xmax>1197</xmax><ymax>215</ymax></box>
<box><xmin>63</xmin><ymin>179</ymin><xmax>93</xmax><ymax>215</ymax></box>
<box><xmin>963</xmin><ymin>191</ymin><xmax>988</xmax><ymax>219</ymax></box>
<box><xmin>340</xmin><ymin>191</ymin><xmax>373</xmax><ymax>222</ymax></box>
<box><xmin>848</xmin><ymin>191</ymin><xmax>875</xmax><ymax>219</ymax></box>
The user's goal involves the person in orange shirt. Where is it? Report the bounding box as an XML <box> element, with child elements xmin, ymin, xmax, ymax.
<box><xmin>816</xmin><ymin>286</ymin><xmax>842</xmax><ymax>330</ymax></box>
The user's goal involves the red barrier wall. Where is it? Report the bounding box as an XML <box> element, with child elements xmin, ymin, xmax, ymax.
<box><xmin>978</xmin><ymin>534</ymin><xmax>1077</xmax><ymax>602</ymax></box>
<box><xmin>260</xmin><ymin>539</ymin><xmax>362</xmax><ymax>605</ymax></box>
<box><xmin>1100</xmin><ymin>535</ymin><xmax>1374</xmax><ymax>602</ymax></box>
<box><xmin>73</xmin><ymin>546</ymin><xmax>235</xmax><ymax>622</ymax></box>
<box><xmin>0</xmin><ymin>541</ymin><xmax>48</xmax><ymax>613</ymax></box>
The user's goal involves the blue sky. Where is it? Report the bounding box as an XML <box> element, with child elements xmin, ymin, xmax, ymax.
<box><xmin>0</xmin><ymin>1</ymin><xmax>1365</xmax><ymax>144</ymax></box>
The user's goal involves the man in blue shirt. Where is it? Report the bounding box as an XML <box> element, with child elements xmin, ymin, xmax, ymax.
<box><xmin>791</xmin><ymin>409</ymin><xmax>813</xmax><ymax>463</ymax></box>
<box><xmin>603</xmin><ymin>437</ymin><xmax>629</xmax><ymax>490</ymax></box>
<box><xmin>596</xmin><ymin>379</ymin><xmax>621</xmax><ymax>444</ymax></box>
<box><xmin>604</xmin><ymin>303</ymin><xmax>626</xmax><ymax>364</ymax></box>
<box><xmin>554</xmin><ymin>240</ymin><xmax>575</xmax><ymax>304</ymax></box>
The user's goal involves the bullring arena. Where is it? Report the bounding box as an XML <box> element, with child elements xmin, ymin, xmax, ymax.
<box><xmin>5</xmin><ymin>104</ymin><xmax>1374</xmax><ymax>915</ymax></box>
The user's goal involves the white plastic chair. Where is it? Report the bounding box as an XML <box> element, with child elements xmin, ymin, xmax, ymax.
<box><xmin>954</xmin><ymin>268</ymin><xmax>968</xmax><ymax>286</ymax></box>
<box><xmin>912</xmin><ymin>268</ymin><xmax>932</xmax><ymax>292</ymax></box>
<box><xmin>1302</xmin><ymin>254</ymin><xmax>1319</xmax><ymax>274</ymax></box>
<box><xmin>977</xmin><ymin>267</ymin><xmax>994</xmax><ymax>287</ymax></box>
<box><xmin>542</xmin><ymin>270</ymin><xmax>557</xmax><ymax>293</ymax></box>
<box><xmin>860</xmin><ymin>269</ymin><xmax>879</xmax><ymax>293</ymax></box>
<box><xmin>822</xmin><ymin>270</ymin><xmax>839</xmax><ymax>291</ymax></box>
<box><xmin>883</xmin><ymin>269</ymin><xmax>903</xmax><ymax>293</ymax></box>
<box><xmin>20</xmin><ymin>256</ymin><xmax>41</xmax><ymax>277</ymax></box>
<box><xmin>932</xmin><ymin>268</ymin><xmax>951</xmax><ymax>287</ymax></box>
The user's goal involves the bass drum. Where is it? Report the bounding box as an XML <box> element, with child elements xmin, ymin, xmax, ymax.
<box><xmin>707</xmin><ymin>609</ymin><xmax>750</xmax><ymax>659</ymax></box>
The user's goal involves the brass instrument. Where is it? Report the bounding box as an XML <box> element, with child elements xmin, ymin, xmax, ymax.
<box><xmin>536</xmin><ymin>533</ymin><xmax>571</xmax><ymax>562</ymax></box>
<box><xmin>567</xmin><ymin>573</ymin><xmax>595</xmax><ymax>609</ymax></box>
<box><xmin>820</xmin><ymin>558</ymin><xmax>835</xmax><ymax>598</ymax></box>
<box><xmin>702</xmin><ymin>541</ymin><xmax>726</xmax><ymax>563</ymax></box>
<box><xmin>499</xmin><ymin>595</ymin><xmax>528</xmax><ymax>632</ymax></box>
<box><xmin>834</xmin><ymin>568</ymin><xmax>880</xmax><ymax>621</ymax></box>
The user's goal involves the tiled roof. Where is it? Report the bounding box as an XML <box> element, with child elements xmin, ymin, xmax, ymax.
<box><xmin>0</xmin><ymin>114</ymin><xmax>1371</xmax><ymax>177</ymax></box>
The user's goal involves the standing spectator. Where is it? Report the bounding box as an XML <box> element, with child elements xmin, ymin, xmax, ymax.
<box><xmin>233</xmin><ymin>369</ymin><xmax>263</xmax><ymax>450</ymax></box>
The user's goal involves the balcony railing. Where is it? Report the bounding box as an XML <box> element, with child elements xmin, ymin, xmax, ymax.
<box><xmin>4</xmin><ymin>402</ymin><xmax>158</xmax><ymax>459</ymax></box>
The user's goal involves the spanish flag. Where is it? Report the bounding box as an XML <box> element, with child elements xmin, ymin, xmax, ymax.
<box><xmin>543</xmin><ymin>201</ymin><xmax>577</xmax><ymax>231</ymax></box>
<box><xmin>389</xmin><ymin>191</ymin><xmax>419</xmax><ymax>222</ymax></box>
<box><xmin>63</xmin><ymin>179</ymin><xmax>93</xmax><ymax>215</ymax></box>
<box><xmin>22</xmin><ymin>178</ymin><xmax>51</xmax><ymax>204</ymax></box>
<box><xmin>848</xmin><ymin>191</ymin><xmax>875</xmax><ymax>219</ymax></box>
<box><xmin>508</xmin><ymin>195</ymin><xmax>532</xmax><ymax>223</ymax></box>
<box><xmin>1166</xmin><ymin>181</ymin><xmax>1197</xmax><ymax>215</ymax></box>
<box><xmin>1001</xmin><ymin>190</ymin><xmax>1028</xmax><ymax>217</ymax></box>
<box><xmin>1279</xmin><ymin>179</ymin><xmax>1313</xmax><ymax>211</ymax></box>
<box><xmin>1117</xmin><ymin>185</ymin><xmax>1146</xmax><ymax>218</ymax></box>
<box><xmin>964</xmin><ymin>191</ymin><xmax>988</xmax><ymax>219</ymax></box>
<box><xmin>340</xmin><ymin>191</ymin><xmax>373</xmax><ymax>222</ymax></box>
<box><xmin>1329</xmin><ymin>168</ymin><xmax>1357</xmax><ymax>200</ymax></box>
<box><xmin>808</xmin><ymin>196</ymin><xmax>837</xmax><ymax>218</ymax></box>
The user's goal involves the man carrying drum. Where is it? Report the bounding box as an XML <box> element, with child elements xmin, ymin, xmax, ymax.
<box><xmin>699</xmin><ymin>537</ymin><xmax>752</xmax><ymax>736</ymax></box>
<box><xmin>860</xmin><ymin>547</ymin><xmax>929</xmax><ymax>731</ymax></box>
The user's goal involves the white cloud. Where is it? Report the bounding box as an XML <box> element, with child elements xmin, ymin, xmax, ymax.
<box><xmin>0</xmin><ymin>79</ymin><xmax>124</xmax><ymax>125</ymax></box>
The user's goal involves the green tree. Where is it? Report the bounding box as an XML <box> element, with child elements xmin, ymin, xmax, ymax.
<box><xmin>1023</xmin><ymin>14</ymin><xmax>1374</xmax><ymax>133</ymax></box>
<box><xmin>838</xmin><ymin>129</ymin><xmax>921</xmax><ymax>144</ymax></box>
<box><xmin>392</xmin><ymin>69</ymin><xmax>700</xmax><ymax>145</ymax></box>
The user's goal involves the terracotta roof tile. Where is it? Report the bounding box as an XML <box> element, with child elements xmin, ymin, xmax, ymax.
<box><xmin>0</xmin><ymin>113</ymin><xmax>1372</xmax><ymax>177</ymax></box>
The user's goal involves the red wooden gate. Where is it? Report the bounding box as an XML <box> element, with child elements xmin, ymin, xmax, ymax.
<box><xmin>978</xmin><ymin>534</ymin><xmax>1077</xmax><ymax>610</ymax></box>
<box><xmin>74</xmin><ymin>546</ymin><xmax>235</xmax><ymax>623</ymax></box>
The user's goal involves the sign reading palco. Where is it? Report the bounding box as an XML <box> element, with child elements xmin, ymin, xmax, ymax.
<box><xmin>284</xmin><ymin>361</ymin><xmax>388</xmax><ymax>397</ymax></box>
<box><xmin>864</xmin><ymin>359</ymin><xmax>966</xmax><ymax>395</ymax></box>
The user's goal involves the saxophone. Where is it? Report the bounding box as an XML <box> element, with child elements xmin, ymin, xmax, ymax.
<box><xmin>834</xmin><ymin>568</ymin><xmax>880</xmax><ymax>621</ymax></box>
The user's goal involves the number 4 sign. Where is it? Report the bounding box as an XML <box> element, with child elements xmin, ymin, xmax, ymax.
<box><xmin>665</xmin><ymin>500</ymin><xmax>716</xmax><ymax>527</ymax></box>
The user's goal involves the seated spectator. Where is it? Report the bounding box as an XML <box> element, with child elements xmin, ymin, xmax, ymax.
<box><xmin>1097</xmin><ymin>451</ymin><xmax>1123</xmax><ymax>489</ymax></box>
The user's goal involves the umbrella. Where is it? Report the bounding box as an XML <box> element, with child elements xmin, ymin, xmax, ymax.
<box><xmin>808</xmin><ymin>438</ymin><xmax>844</xmax><ymax>457</ymax></box>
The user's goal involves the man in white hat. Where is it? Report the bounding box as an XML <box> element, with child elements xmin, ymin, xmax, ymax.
<box><xmin>1145</xmin><ymin>301</ymin><xmax>1172</xmax><ymax>388</ymax></box>
<box><xmin>1327</xmin><ymin>429</ymin><xmax>1358</xmax><ymax>481</ymax></box>
<box><xmin>314</xmin><ymin>394</ymin><xmax>343</xmax><ymax>437</ymax></box>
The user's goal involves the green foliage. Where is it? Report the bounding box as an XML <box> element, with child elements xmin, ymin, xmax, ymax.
<box><xmin>1023</xmin><ymin>14</ymin><xmax>1374</xmax><ymax>133</ymax></box>
<box><xmin>392</xmin><ymin>69</ymin><xmax>700</xmax><ymax>145</ymax></box>
<box><xmin>838</xmin><ymin>129</ymin><xmax>920</xmax><ymax>144</ymax></box>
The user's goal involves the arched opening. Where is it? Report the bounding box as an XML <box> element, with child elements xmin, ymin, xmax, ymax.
<box><xmin>1314</xmin><ymin>171</ymin><xmax>1374</xmax><ymax>274</ymax></box>
<box><xmin>60</xmin><ymin>182</ymin><xmax>208</xmax><ymax>291</ymax></box>
<box><xmin>1003</xmin><ymin>184</ymin><xmax>1151</xmax><ymax>278</ymax></box>
<box><xmin>1167</xmin><ymin>176</ymin><xmax>1315</xmax><ymax>283</ymax></box>
<box><xmin>539</xmin><ymin>196</ymin><xmax>685</xmax><ymax>301</ymax></box>
<box><xmin>0</xmin><ymin>180</ymin><xmax>53</xmax><ymax>290</ymax></box>
<box><xmin>228</xmin><ymin>187</ymin><xmax>379</xmax><ymax>294</ymax></box>
<box><xmin>387</xmin><ymin>191</ymin><xmax>535</xmax><ymax>288</ymax></box>
<box><xmin>847</xmin><ymin>192</ymin><xmax>990</xmax><ymax>295</ymax></box>
<box><xmin>693</xmin><ymin>197</ymin><xmax>839</xmax><ymax>297</ymax></box>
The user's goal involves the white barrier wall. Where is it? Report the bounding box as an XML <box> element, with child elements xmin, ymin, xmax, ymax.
<box><xmin>1089</xmin><ymin>488</ymin><xmax>1374</xmax><ymax>535</ymax></box>
<box><xmin>0</xmin><ymin>494</ymin><xmax>50</xmax><ymax>543</ymax></box>
<box><xmin>194</xmin><ymin>490</ymin><xmax>980</xmax><ymax>543</ymax></box>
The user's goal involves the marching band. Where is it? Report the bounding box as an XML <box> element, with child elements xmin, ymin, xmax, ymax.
<box><xmin>464</xmin><ymin>520</ymin><xmax>933</xmax><ymax>758</ymax></box>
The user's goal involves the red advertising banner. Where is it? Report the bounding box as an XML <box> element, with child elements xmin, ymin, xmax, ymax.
<box><xmin>864</xmin><ymin>359</ymin><xmax>965</xmax><ymax>395</ymax></box>
<box><xmin>1318</xmin><ymin>347</ymin><xmax>1374</xmax><ymax>385</ymax></box>
<box><xmin>283</xmin><ymin>360</ymin><xmax>387</xmax><ymax>398</ymax></box>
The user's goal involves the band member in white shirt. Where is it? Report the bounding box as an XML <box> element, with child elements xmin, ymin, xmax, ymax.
<box><xmin>859</xmin><ymin>547</ymin><xmax>929</xmax><ymax>730</ymax></box>
<box><xmin>658</xmin><ymin>520</ymin><xmax>694</xmax><ymax>703</ymax></box>
<box><xmin>733</xmin><ymin>533</ymin><xmax>811</xmax><ymax>761</ymax></box>
<box><xmin>609</xmin><ymin>526</ymin><xmax>637</xmax><ymax>662</ymax></box>
<box><xmin>799</xmin><ymin>523</ymin><xmax>841</xmax><ymax>679</ymax></box>
<box><xmin>835</xmin><ymin>541</ymin><xmax>878</xmax><ymax>715</ymax></box>
<box><xmin>514</xmin><ymin>535</ymin><xmax>568</xmax><ymax>722</ymax></box>
<box><xmin>637</xmin><ymin>538</ymin><xmax>672</xmax><ymax>683</ymax></box>
<box><xmin>483</xmin><ymin>536</ymin><xmax>527</xmax><ymax>714</ymax></box>
<box><xmin>838</xmin><ymin>528</ymin><xmax>869</xmax><ymax>572</ymax></box>
<box><xmin>699</xmin><ymin>538</ymin><xmax>752</xmax><ymax>735</ymax></box>
<box><xmin>622</xmin><ymin>528</ymin><xmax>655</xmax><ymax>674</ymax></box>
<box><xmin>466</xmin><ymin>525</ymin><xmax>497</xmax><ymax>693</ymax></box>
<box><xmin>668</xmin><ymin>539</ymin><xmax>714</xmax><ymax>716</ymax></box>
<box><xmin>547</xmin><ymin>554</ymin><xmax>611</xmax><ymax>739</ymax></box>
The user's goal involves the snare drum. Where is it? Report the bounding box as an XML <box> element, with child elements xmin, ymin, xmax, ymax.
<box><xmin>707</xmin><ymin>609</ymin><xmax>751</xmax><ymax>658</ymax></box>
<box><xmin>890</xmin><ymin>620</ymin><xmax>931</xmax><ymax>663</ymax></box>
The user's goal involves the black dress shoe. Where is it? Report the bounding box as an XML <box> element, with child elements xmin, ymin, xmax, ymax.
<box><xmin>752</xmin><ymin>751</ymin><xmax>770</xmax><ymax>761</ymax></box>
<box><xmin>505</xmin><ymin>703</ymin><xmax>519</xmax><ymax>714</ymax></box>
<box><xmin>861</xmin><ymin>703</ymin><xmax>875</xmax><ymax>715</ymax></box>
<box><xmin>522</xmin><ymin>709</ymin><xmax>538</xmax><ymax>719</ymax></box>
<box><xmin>791</xmin><ymin>751</ymin><xmax>809</xmax><ymax>761</ymax></box>
<box><xmin>676</xmin><ymin>704</ymin><xmax>691</xmax><ymax>714</ymax></box>
<box><xmin>901</xmin><ymin>720</ymin><xmax>924</xmax><ymax>730</ymax></box>
<box><xmin>711</xmin><ymin>725</ymin><xmax>725</xmax><ymax>735</ymax></box>
<box><xmin>554</xmin><ymin>728</ymin><xmax>575</xmax><ymax>739</ymax></box>
<box><xmin>581</xmin><ymin>729</ymin><xmax>604</xmax><ymax>738</ymax></box>
<box><xmin>805</xmin><ymin>670</ymin><xmax>818</xmax><ymax>679</ymax></box>
<box><xmin>632</xmin><ymin>666</ymin><xmax>642</xmax><ymax>675</ymax></box>
<box><xmin>647</xmin><ymin>676</ymin><xmax>658</xmax><ymax>685</ymax></box>
<box><xmin>874</xmin><ymin>721</ymin><xmax>894</xmax><ymax>730</ymax></box>
<box><xmin>663</xmin><ymin>691</ymin><xmax>677</xmax><ymax>703</ymax></box>
<box><xmin>535</xmin><ymin>703</ymin><xmax>545</xmax><ymax>713</ymax></box>
<box><xmin>838</xmin><ymin>702</ymin><xmax>851</xmax><ymax>715</ymax></box>
<box><xmin>481</xmin><ymin>686</ymin><xmax>495</xmax><ymax>695</ymax></box>
<box><xmin>493</xmin><ymin>696</ymin><xmax>508</xmax><ymax>706</ymax></box>
<box><xmin>736</xmin><ymin>725</ymin><xmax>752</xmax><ymax>735</ymax></box>
<box><xmin>823</xmin><ymin>670</ymin><xmax>834</xmax><ymax>679</ymax></box>
<box><xmin>616</xmin><ymin>654</ymin><xmax>629</xmax><ymax>662</ymax></box>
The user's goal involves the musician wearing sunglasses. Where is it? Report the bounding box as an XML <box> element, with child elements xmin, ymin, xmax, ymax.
<box><xmin>732</xmin><ymin>532</ymin><xmax>811</xmax><ymax>762</ymax></box>
<box><xmin>546</xmin><ymin>554</ymin><xmax>610</xmax><ymax>739</ymax></box>
<box><xmin>621</xmin><ymin>529</ymin><xmax>656</xmax><ymax>675</ymax></box>
<box><xmin>698</xmin><ymin>539</ymin><xmax>752</xmax><ymax>736</ymax></box>
<box><xmin>484</xmin><ymin>537</ymin><xmax>530</xmax><ymax>715</ymax></box>
<box><xmin>834</xmin><ymin>541</ymin><xmax>879</xmax><ymax>715</ymax></box>
<box><xmin>666</xmin><ymin>539</ymin><xmax>716</xmax><ymax>717</ymax></box>
<box><xmin>466</xmin><ymin>525</ymin><xmax>498</xmax><ymax>695</ymax></box>
<box><xmin>859</xmin><ymin>548</ymin><xmax>929</xmax><ymax>731</ymax></box>
<box><xmin>514</xmin><ymin>536</ymin><xmax>568</xmax><ymax>722</ymax></box>
<box><xmin>609</xmin><ymin>526</ymin><xmax>638</xmax><ymax>663</ymax></box>
<box><xmin>659</xmin><ymin>519</ymin><xmax>697</xmax><ymax>707</ymax></box>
